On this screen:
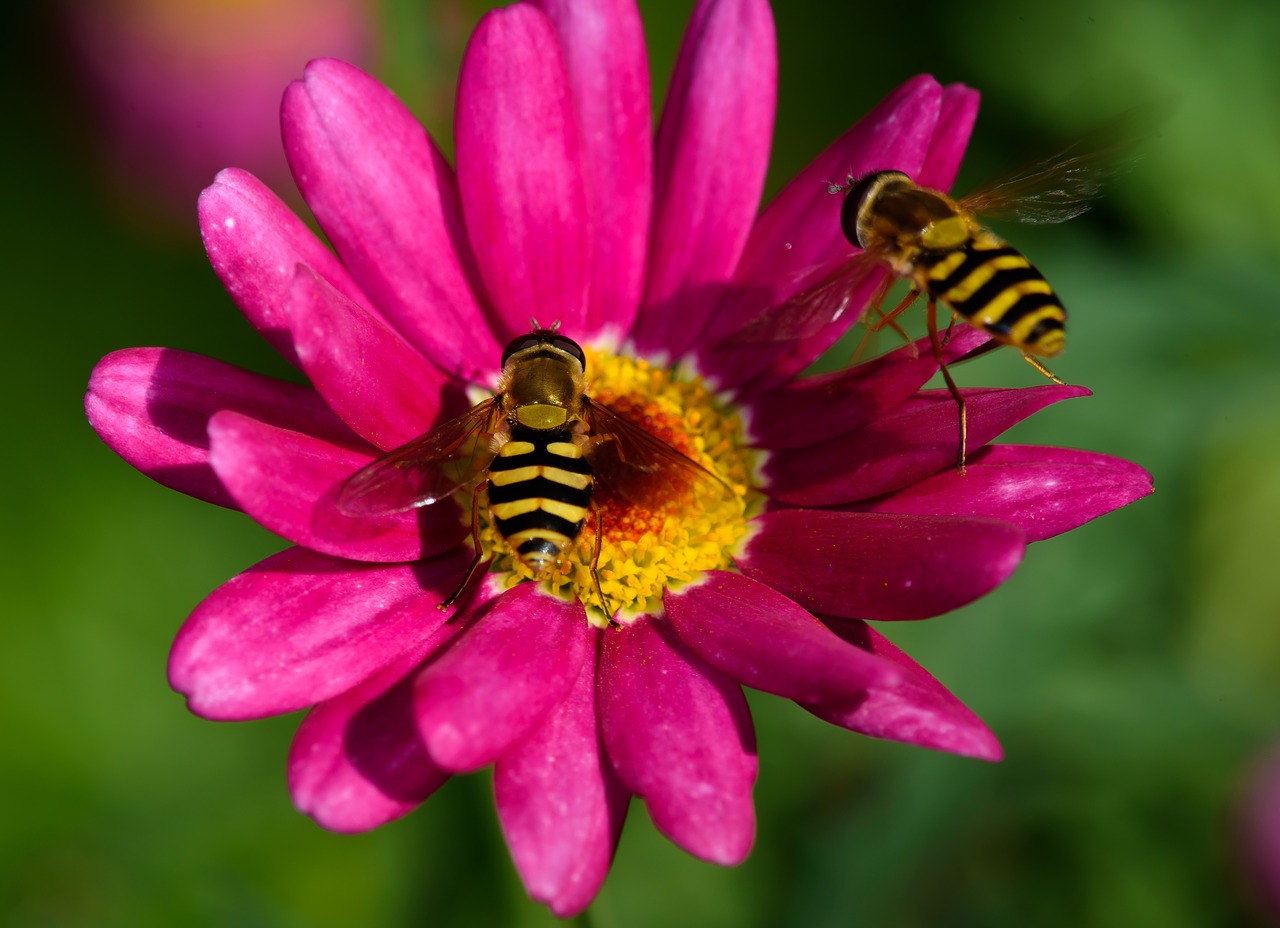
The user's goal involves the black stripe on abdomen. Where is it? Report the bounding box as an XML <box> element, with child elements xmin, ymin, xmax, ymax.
<box><xmin>488</xmin><ymin>475</ymin><xmax>591</xmax><ymax>508</ymax></box>
<box><xmin>493</xmin><ymin>508</ymin><xmax>583</xmax><ymax>540</ymax></box>
<box><xmin>923</xmin><ymin>243</ymin><xmax>1022</xmax><ymax>297</ymax></box>
<box><xmin>946</xmin><ymin>265</ymin><xmax>1045</xmax><ymax>320</ymax></box>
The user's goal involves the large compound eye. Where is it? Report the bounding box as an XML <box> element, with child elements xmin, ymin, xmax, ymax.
<box><xmin>500</xmin><ymin>333</ymin><xmax>545</xmax><ymax>367</ymax></box>
<box><xmin>839</xmin><ymin>170</ymin><xmax>910</xmax><ymax>249</ymax></box>
<box><xmin>548</xmin><ymin>335</ymin><xmax>586</xmax><ymax>368</ymax></box>
<box><xmin>839</xmin><ymin>172</ymin><xmax>883</xmax><ymax>249</ymax></box>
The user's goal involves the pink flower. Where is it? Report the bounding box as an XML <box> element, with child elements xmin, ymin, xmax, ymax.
<box><xmin>1239</xmin><ymin>746</ymin><xmax>1280</xmax><ymax>920</ymax></box>
<box><xmin>64</xmin><ymin>0</ymin><xmax>373</xmax><ymax>221</ymax></box>
<box><xmin>84</xmin><ymin>0</ymin><xmax>1152</xmax><ymax>916</ymax></box>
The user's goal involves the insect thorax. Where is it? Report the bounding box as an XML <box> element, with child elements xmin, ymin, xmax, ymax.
<box><xmin>503</xmin><ymin>353</ymin><xmax>585</xmax><ymax>430</ymax></box>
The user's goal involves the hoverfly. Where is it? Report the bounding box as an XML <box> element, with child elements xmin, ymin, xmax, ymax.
<box><xmin>738</xmin><ymin>106</ymin><xmax>1156</xmax><ymax>471</ymax></box>
<box><xmin>337</xmin><ymin>325</ymin><xmax>727</xmax><ymax>616</ymax></box>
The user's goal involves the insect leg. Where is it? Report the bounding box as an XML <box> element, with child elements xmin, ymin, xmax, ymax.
<box><xmin>871</xmin><ymin>287</ymin><xmax>924</xmax><ymax>333</ymax></box>
<box><xmin>589</xmin><ymin>505</ymin><xmax>617</xmax><ymax>624</ymax></box>
<box><xmin>1021</xmin><ymin>353</ymin><xmax>1066</xmax><ymax>385</ymax></box>
<box><xmin>852</xmin><ymin>276</ymin><xmax>905</xmax><ymax>364</ymax></box>
<box><xmin>865</xmin><ymin>286</ymin><xmax>924</xmax><ymax>356</ymax></box>
<box><xmin>438</xmin><ymin>487</ymin><xmax>489</xmax><ymax>611</ymax></box>
<box><xmin>942</xmin><ymin>311</ymin><xmax>959</xmax><ymax>344</ymax></box>
<box><xmin>927</xmin><ymin>298</ymin><xmax>968</xmax><ymax>474</ymax></box>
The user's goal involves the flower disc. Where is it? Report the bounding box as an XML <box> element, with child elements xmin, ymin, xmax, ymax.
<box><xmin>477</xmin><ymin>346</ymin><xmax>760</xmax><ymax>624</ymax></box>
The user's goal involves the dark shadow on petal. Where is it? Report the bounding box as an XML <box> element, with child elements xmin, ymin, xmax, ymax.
<box><xmin>344</xmin><ymin>666</ymin><xmax>444</xmax><ymax>803</ymax></box>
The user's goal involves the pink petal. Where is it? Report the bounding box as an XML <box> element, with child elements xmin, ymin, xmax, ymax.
<box><xmin>495</xmin><ymin>633</ymin><xmax>628</xmax><ymax>918</ymax></box>
<box><xmin>455</xmin><ymin>7</ymin><xmax>590</xmax><ymax>339</ymax></box>
<box><xmin>844</xmin><ymin>444</ymin><xmax>1154</xmax><ymax>542</ymax></box>
<box><xmin>282</xmin><ymin>58</ymin><xmax>500</xmax><ymax>380</ymax></box>
<box><xmin>170</xmin><ymin>545</ymin><xmax>474</xmax><ymax>720</ymax></box>
<box><xmin>86</xmin><ymin>347</ymin><xmax>357</xmax><ymax>509</ymax></box>
<box><xmin>806</xmin><ymin>617</ymin><xmax>1002</xmax><ymax>761</ymax></box>
<box><xmin>598</xmin><ymin>617</ymin><xmax>756</xmax><ymax>865</ymax></box>
<box><xmin>198</xmin><ymin>168</ymin><xmax>371</xmax><ymax>369</ymax></box>
<box><xmin>737</xmin><ymin>510</ymin><xmax>1026</xmax><ymax>621</ymax></box>
<box><xmin>746</xmin><ymin>327</ymin><xmax>989</xmax><ymax>450</ymax></box>
<box><xmin>533</xmin><ymin>0</ymin><xmax>652</xmax><ymax>337</ymax></box>
<box><xmin>287</xmin><ymin>266</ymin><xmax>461</xmax><ymax>451</ymax></box>
<box><xmin>415</xmin><ymin>584</ymin><xmax>590</xmax><ymax>773</ymax></box>
<box><xmin>288</xmin><ymin>638</ymin><xmax>455</xmax><ymax>834</ymax></box>
<box><xmin>917</xmin><ymin>83</ymin><xmax>980</xmax><ymax>192</ymax></box>
<box><xmin>664</xmin><ymin>571</ymin><xmax>901</xmax><ymax>701</ymax></box>
<box><xmin>632</xmin><ymin>0</ymin><xmax>776</xmax><ymax>358</ymax></box>
<box><xmin>764</xmin><ymin>384</ymin><xmax>1092</xmax><ymax>506</ymax></box>
<box><xmin>207</xmin><ymin>410</ymin><xmax>466</xmax><ymax>561</ymax></box>
<box><xmin>697</xmin><ymin>75</ymin><xmax>943</xmax><ymax>390</ymax></box>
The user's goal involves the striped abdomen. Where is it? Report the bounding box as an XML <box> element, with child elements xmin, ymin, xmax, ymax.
<box><xmin>917</xmin><ymin>231</ymin><xmax>1067</xmax><ymax>357</ymax></box>
<box><xmin>487</xmin><ymin>426</ymin><xmax>593</xmax><ymax>573</ymax></box>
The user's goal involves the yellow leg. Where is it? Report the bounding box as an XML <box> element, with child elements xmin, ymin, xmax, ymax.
<box><xmin>1022</xmin><ymin>353</ymin><xmax>1065</xmax><ymax>385</ymax></box>
<box><xmin>927</xmin><ymin>299</ymin><xmax>968</xmax><ymax>474</ymax></box>
<box><xmin>590</xmin><ymin>506</ymin><xmax>616</xmax><ymax>624</ymax></box>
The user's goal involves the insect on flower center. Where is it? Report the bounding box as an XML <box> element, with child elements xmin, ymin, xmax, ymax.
<box><xmin>475</xmin><ymin>345</ymin><xmax>759</xmax><ymax>626</ymax></box>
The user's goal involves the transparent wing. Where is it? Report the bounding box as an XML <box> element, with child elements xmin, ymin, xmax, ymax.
<box><xmin>724</xmin><ymin>250</ymin><xmax>888</xmax><ymax>344</ymax></box>
<box><xmin>957</xmin><ymin>102</ymin><xmax>1169</xmax><ymax>225</ymax></box>
<box><xmin>337</xmin><ymin>399</ymin><xmax>503</xmax><ymax>516</ymax></box>
<box><xmin>581</xmin><ymin>398</ymin><xmax>735</xmax><ymax>511</ymax></box>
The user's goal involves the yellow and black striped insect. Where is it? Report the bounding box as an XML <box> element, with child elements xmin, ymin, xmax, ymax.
<box><xmin>337</xmin><ymin>326</ymin><xmax>724</xmax><ymax>615</ymax></box>
<box><xmin>744</xmin><ymin>108</ymin><xmax>1156</xmax><ymax>470</ymax></box>
<box><xmin>839</xmin><ymin>168</ymin><xmax>1068</xmax><ymax>358</ymax></box>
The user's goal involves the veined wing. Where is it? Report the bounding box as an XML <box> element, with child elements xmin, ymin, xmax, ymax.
<box><xmin>337</xmin><ymin>399</ymin><xmax>503</xmax><ymax>516</ymax></box>
<box><xmin>724</xmin><ymin>250</ymin><xmax>887</xmax><ymax>344</ymax></box>
<box><xmin>581</xmin><ymin>397</ymin><xmax>735</xmax><ymax>511</ymax></box>
<box><xmin>958</xmin><ymin>102</ymin><xmax>1170</xmax><ymax>225</ymax></box>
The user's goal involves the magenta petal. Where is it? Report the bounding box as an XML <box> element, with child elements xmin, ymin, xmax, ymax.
<box><xmin>599</xmin><ymin>617</ymin><xmax>756</xmax><ymax>865</ymax></box>
<box><xmin>208</xmin><ymin>411</ymin><xmax>466</xmax><ymax>561</ymax></box>
<box><xmin>287</xmin><ymin>266</ymin><xmax>459</xmax><ymax>451</ymax></box>
<box><xmin>198</xmin><ymin>168</ymin><xmax>370</xmax><ymax>368</ymax></box>
<box><xmin>282</xmin><ymin>58</ymin><xmax>499</xmax><ymax>380</ymax></box>
<box><xmin>806</xmin><ymin>617</ymin><xmax>1002</xmax><ymax>761</ymax></box>
<box><xmin>288</xmin><ymin>639</ymin><xmax>454</xmax><ymax>834</ymax></box>
<box><xmin>917</xmin><ymin>82</ymin><xmax>980</xmax><ymax>192</ymax></box>
<box><xmin>169</xmin><ymin>546</ymin><xmax>473</xmax><ymax>720</ymax></box>
<box><xmin>633</xmin><ymin>0</ymin><xmax>776</xmax><ymax>358</ymax></box>
<box><xmin>737</xmin><ymin>510</ymin><xmax>1026</xmax><ymax>621</ymax></box>
<box><xmin>664</xmin><ymin>571</ymin><xmax>900</xmax><ymax>701</ymax></box>
<box><xmin>533</xmin><ymin>0</ymin><xmax>651</xmax><ymax>337</ymax></box>
<box><xmin>844</xmin><ymin>444</ymin><xmax>1154</xmax><ymax>542</ymax></box>
<box><xmin>765</xmin><ymin>384</ymin><xmax>1092</xmax><ymax>506</ymax></box>
<box><xmin>415</xmin><ymin>584</ymin><xmax>590</xmax><ymax>773</ymax></box>
<box><xmin>455</xmin><ymin>7</ymin><xmax>590</xmax><ymax>338</ymax></box>
<box><xmin>495</xmin><ymin>632</ymin><xmax>628</xmax><ymax>918</ymax></box>
<box><xmin>86</xmin><ymin>347</ymin><xmax>357</xmax><ymax>509</ymax></box>
<box><xmin>746</xmin><ymin>327</ymin><xmax>989</xmax><ymax>450</ymax></box>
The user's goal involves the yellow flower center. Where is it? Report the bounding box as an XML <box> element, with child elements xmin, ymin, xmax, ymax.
<box><xmin>473</xmin><ymin>345</ymin><xmax>760</xmax><ymax>627</ymax></box>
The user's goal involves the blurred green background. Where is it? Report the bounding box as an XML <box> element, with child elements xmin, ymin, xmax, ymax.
<box><xmin>5</xmin><ymin>0</ymin><xmax>1279</xmax><ymax>925</ymax></box>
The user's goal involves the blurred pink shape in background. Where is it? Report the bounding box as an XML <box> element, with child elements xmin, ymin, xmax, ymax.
<box><xmin>64</xmin><ymin>0</ymin><xmax>374</xmax><ymax>224</ymax></box>
<box><xmin>1240</xmin><ymin>745</ymin><xmax>1280</xmax><ymax>923</ymax></box>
